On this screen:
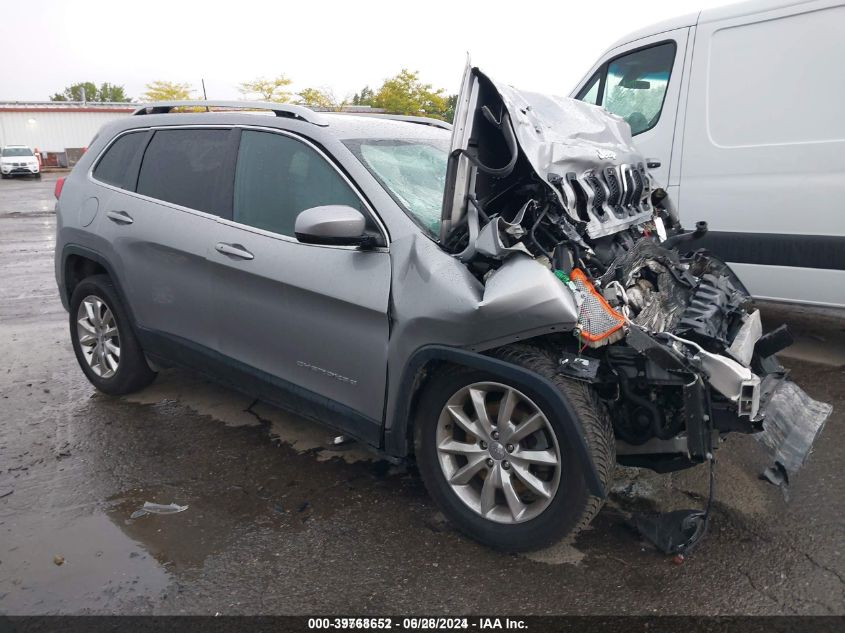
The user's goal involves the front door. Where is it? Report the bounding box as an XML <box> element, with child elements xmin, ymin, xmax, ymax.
<box><xmin>209</xmin><ymin>128</ymin><xmax>391</xmax><ymax>437</ymax></box>
<box><xmin>572</xmin><ymin>28</ymin><xmax>690</xmax><ymax>188</ymax></box>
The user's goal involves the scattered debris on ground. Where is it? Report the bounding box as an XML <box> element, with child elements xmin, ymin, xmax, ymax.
<box><xmin>130</xmin><ymin>502</ymin><xmax>189</xmax><ymax>519</ymax></box>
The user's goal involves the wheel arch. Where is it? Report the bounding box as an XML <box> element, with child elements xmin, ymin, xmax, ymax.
<box><xmin>60</xmin><ymin>245</ymin><xmax>137</xmax><ymax>327</ymax></box>
<box><xmin>385</xmin><ymin>344</ymin><xmax>606</xmax><ymax>498</ymax></box>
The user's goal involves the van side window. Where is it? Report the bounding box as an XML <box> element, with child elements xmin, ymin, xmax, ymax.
<box><xmin>576</xmin><ymin>73</ymin><xmax>601</xmax><ymax>106</ymax></box>
<box><xmin>576</xmin><ymin>41</ymin><xmax>676</xmax><ymax>136</ymax></box>
<box><xmin>232</xmin><ymin>130</ymin><xmax>363</xmax><ymax>238</ymax></box>
<box><xmin>137</xmin><ymin>129</ymin><xmax>230</xmax><ymax>214</ymax></box>
<box><xmin>93</xmin><ymin>132</ymin><xmax>147</xmax><ymax>190</ymax></box>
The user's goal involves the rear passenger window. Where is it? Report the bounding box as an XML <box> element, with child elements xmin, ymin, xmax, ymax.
<box><xmin>93</xmin><ymin>132</ymin><xmax>147</xmax><ymax>189</ymax></box>
<box><xmin>137</xmin><ymin>129</ymin><xmax>230</xmax><ymax>214</ymax></box>
<box><xmin>233</xmin><ymin>130</ymin><xmax>363</xmax><ymax>237</ymax></box>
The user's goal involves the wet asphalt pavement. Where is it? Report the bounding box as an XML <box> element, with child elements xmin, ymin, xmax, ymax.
<box><xmin>1</xmin><ymin>173</ymin><xmax>844</xmax><ymax>615</ymax></box>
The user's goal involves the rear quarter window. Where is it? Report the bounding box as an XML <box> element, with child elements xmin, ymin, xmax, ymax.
<box><xmin>92</xmin><ymin>132</ymin><xmax>147</xmax><ymax>190</ymax></box>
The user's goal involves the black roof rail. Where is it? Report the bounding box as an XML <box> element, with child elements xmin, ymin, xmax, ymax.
<box><xmin>132</xmin><ymin>101</ymin><xmax>329</xmax><ymax>126</ymax></box>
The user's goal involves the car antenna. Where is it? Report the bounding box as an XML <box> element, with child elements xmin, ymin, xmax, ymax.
<box><xmin>201</xmin><ymin>78</ymin><xmax>209</xmax><ymax>112</ymax></box>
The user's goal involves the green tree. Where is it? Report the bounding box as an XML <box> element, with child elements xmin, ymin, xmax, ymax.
<box><xmin>96</xmin><ymin>82</ymin><xmax>130</xmax><ymax>102</ymax></box>
<box><xmin>141</xmin><ymin>81</ymin><xmax>194</xmax><ymax>101</ymax></box>
<box><xmin>51</xmin><ymin>81</ymin><xmax>131</xmax><ymax>102</ymax></box>
<box><xmin>238</xmin><ymin>75</ymin><xmax>293</xmax><ymax>102</ymax></box>
<box><xmin>51</xmin><ymin>82</ymin><xmax>95</xmax><ymax>102</ymax></box>
<box><xmin>371</xmin><ymin>69</ymin><xmax>449</xmax><ymax>120</ymax></box>
<box><xmin>444</xmin><ymin>94</ymin><xmax>458</xmax><ymax>123</ymax></box>
<box><xmin>297</xmin><ymin>87</ymin><xmax>341</xmax><ymax>110</ymax></box>
<box><xmin>351</xmin><ymin>86</ymin><xmax>375</xmax><ymax>106</ymax></box>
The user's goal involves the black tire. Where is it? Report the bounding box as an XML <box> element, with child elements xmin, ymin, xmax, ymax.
<box><xmin>69</xmin><ymin>274</ymin><xmax>156</xmax><ymax>395</ymax></box>
<box><xmin>415</xmin><ymin>344</ymin><xmax>615</xmax><ymax>551</ymax></box>
<box><xmin>35</xmin><ymin>173</ymin><xmax>42</xmax><ymax>179</ymax></box>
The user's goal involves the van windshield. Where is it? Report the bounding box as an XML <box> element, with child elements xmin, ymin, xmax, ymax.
<box><xmin>344</xmin><ymin>138</ymin><xmax>448</xmax><ymax>237</ymax></box>
<box><xmin>2</xmin><ymin>147</ymin><xmax>33</xmax><ymax>157</ymax></box>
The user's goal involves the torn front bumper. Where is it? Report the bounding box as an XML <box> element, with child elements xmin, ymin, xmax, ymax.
<box><xmin>754</xmin><ymin>377</ymin><xmax>832</xmax><ymax>485</ymax></box>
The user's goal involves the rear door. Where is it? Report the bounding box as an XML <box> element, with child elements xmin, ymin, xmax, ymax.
<box><xmin>93</xmin><ymin>127</ymin><xmax>234</xmax><ymax>352</ymax></box>
<box><xmin>209</xmin><ymin>127</ymin><xmax>391</xmax><ymax>438</ymax></box>
<box><xmin>572</xmin><ymin>28</ymin><xmax>690</xmax><ymax>187</ymax></box>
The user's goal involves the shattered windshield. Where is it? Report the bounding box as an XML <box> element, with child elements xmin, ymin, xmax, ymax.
<box><xmin>2</xmin><ymin>147</ymin><xmax>33</xmax><ymax>157</ymax></box>
<box><xmin>345</xmin><ymin>138</ymin><xmax>448</xmax><ymax>236</ymax></box>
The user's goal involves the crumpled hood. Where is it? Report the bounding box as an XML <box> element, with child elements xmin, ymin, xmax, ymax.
<box><xmin>442</xmin><ymin>65</ymin><xmax>655</xmax><ymax>243</ymax></box>
<box><xmin>492</xmin><ymin>82</ymin><xmax>643</xmax><ymax>180</ymax></box>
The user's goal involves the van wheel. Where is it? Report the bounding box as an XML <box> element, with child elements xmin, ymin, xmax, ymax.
<box><xmin>415</xmin><ymin>345</ymin><xmax>614</xmax><ymax>551</ymax></box>
<box><xmin>69</xmin><ymin>274</ymin><xmax>156</xmax><ymax>395</ymax></box>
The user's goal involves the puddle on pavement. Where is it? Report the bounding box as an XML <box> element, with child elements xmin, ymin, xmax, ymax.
<box><xmin>0</xmin><ymin>509</ymin><xmax>169</xmax><ymax>613</ymax></box>
<box><xmin>120</xmin><ymin>368</ymin><xmax>775</xmax><ymax>570</ymax></box>
<box><xmin>2</xmin><ymin>369</ymin><xmax>782</xmax><ymax>599</ymax></box>
<box><xmin>105</xmin><ymin>486</ymin><xmax>247</xmax><ymax>572</ymax></box>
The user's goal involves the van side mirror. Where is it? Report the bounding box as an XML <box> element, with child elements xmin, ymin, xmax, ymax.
<box><xmin>294</xmin><ymin>205</ymin><xmax>374</xmax><ymax>247</ymax></box>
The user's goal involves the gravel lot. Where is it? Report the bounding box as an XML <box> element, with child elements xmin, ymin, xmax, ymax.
<box><xmin>1</xmin><ymin>173</ymin><xmax>843</xmax><ymax>615</ymax></box>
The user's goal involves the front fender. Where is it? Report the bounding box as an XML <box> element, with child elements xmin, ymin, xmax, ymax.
<box><xmin>385</xmin><ymin>344</ymin><xmax>606</xmax><ymax>498</ymax></box>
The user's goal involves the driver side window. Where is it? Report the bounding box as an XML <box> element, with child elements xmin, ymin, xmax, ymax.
<box><xmin>233</xmin><ymin>130</ymin><xmax>364</xmax><ymax>238</ymax></box>
<box><xmin>576</xmin><ymin>41</ymin><xmax>676</xmax><ymax>136</ymax></box>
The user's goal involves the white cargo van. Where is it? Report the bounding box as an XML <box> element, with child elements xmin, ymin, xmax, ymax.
<box><xmin>571</xmin><ymin>0</ymin><xmax>844</xmax><ymax>307</ymax></box>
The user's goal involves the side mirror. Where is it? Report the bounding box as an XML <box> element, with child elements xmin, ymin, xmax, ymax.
<box><xmin>294</xmin><ymin>205</ymin><xmax>373</xmax><ymax>247</ymax></box>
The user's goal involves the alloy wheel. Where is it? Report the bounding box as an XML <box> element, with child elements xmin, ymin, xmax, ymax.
<box><xmin>436</xmin><ymin>381</ymin><xmax>561</xmax><ymax>524</ymax></box>
<box><xmin>76</xmin><ymin>295</ymin><xmax>121</xmax><ymax>379</ymax></box>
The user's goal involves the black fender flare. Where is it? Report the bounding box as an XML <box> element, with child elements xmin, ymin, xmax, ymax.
<box><xmin>385</xmin><ymin>345</ymin><xmax>606</xmax><ymax>498</ymax></box>
<box><xmin>60</xmin><ymin>244</ymin><xmax>137</xmax><ymax>326</ymax></box>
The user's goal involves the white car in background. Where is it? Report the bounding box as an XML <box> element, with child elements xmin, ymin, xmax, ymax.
<box><xmin>1</xmin><ymin>145</ymin><xmax>41</xmax><ymax>179</ymax></box>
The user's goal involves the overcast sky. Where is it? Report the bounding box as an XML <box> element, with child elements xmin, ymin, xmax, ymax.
<box><xmin>1</xmin><ymin>0</ymin><xmax>731</xmax><ymax>102</ymax></box>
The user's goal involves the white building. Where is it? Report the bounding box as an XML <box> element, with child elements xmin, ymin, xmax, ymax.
<box><xmin>0</xmin><ymin>102</ymin><xmax>134</xmax><ymax>166</ymax></box>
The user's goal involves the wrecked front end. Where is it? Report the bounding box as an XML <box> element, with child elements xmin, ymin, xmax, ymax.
<box><xmin>441</xmin><ymin>66</ymin><xmax>831</xmax><ymax>488</ymax></box>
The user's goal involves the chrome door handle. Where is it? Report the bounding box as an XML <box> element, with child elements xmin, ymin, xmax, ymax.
<box><xmin>106</xmin><ymin>210</ymin><xmax>133</xmax><ymax>225</ymax></box>
<box><xmin>215</xmin><ymin>242</ymin><xmax>254</xmax><ymax>260</ymax></box>
<box><xmin>646</xmin><ymin>158</ymin><xmax>662</xmax><ymax>169</ymax></box>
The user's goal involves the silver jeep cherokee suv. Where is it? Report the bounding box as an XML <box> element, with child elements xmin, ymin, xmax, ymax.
<box><xmin>55</xmin><ymin>66</ymin><xmax>830</xmax><ymax>551</ymax></box>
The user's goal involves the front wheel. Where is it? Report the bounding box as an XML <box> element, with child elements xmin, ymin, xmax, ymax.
<box><xmin>415</xmin><ymin>345</ymin><xmax>615</xmax><ymax>551</ymax></box>
<box><xmin>69</xmin><ymin>274</ymin><xmax>156</xmax><ymax>395</ymax></box>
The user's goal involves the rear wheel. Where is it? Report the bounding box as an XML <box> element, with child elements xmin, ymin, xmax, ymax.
<box><xmin>415</xmin><ymin>345</ymin><xmax>615</xmax><ymax>551</ymax></box>
<box><xmin>69</xmin><ymin>275</ymin><xmax>156</xmax><ymax>395</ymax></box>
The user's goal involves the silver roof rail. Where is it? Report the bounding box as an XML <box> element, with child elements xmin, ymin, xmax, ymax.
<box><xmin>132</xmin><ymin>101</ymin><xmax>329</xmax><ymax>127</ymax></box>
<box><xmin>329</xmin><ymin>111</ymin><xmax>452</xmax><ymax>130</ymax></box>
